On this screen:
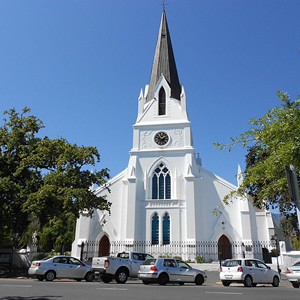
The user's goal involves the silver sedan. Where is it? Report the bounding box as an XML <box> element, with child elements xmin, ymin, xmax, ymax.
<box><xmin>28</xmin><ymin>255</ymin><xmax>94</xmax><ymax>282</ymax></box>
<box><xmin>138</xmin><ymin>258</ymin><xmax>207</xmax><ymax>285</ymax></box>
<box><xmin>286</xmin><ymin>261</ymin><xmax>300</xmax><ymax>288</ymax></box>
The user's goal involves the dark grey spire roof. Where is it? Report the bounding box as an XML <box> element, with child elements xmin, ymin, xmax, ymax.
<box><xmin>146</xmin><ymin>10</ymin><xmax>181</xmax><ymax>102</ymax></box>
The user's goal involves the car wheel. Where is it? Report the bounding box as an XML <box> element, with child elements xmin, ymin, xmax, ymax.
<box><xmin>85</xmin><ymin>272</ymin><xmax>94</xmax><ymax>282</ymax></box>
<box><xmin>222</xmin><ymin>281</ymin><xmax>231</xmax><ymax>287</ymax></box>
<box><xmin>37</xmin><ymin>275</ymin><xmax>44</xmax><ymax>281</ymax></box>
<box><xmin>158</xmin><ymin>273</ymin><xmax>169</xmax><ymax>285</ymax></box>
<box><xmin>243</xmin><ymin>275</ymin><xmax>253</xmax><ymax>287</ymax></box>
<box><xmin>195</xmin><ymin>274</ymin><xmax>204</xmax><ymax>286</ymax></box>
<box><xmin>45</xmin><ymin>270</ymin><xmax>56</xmax><ymax>282</ymax></box>
<box><xmin>100</xmin><ymin>275</ymin><xmax>112</xmax><ymax>283</ymax></box>
<box><xmin>142</xmin><ymin>280</ymin><xmax>149</xmax><ymax>285</ymax></box>
<box><xmin>115</xmin><ymin>268</ymin><xmax>128</xmax><ymax>284</ymax></box>
<box><xmin>179</xmin><ymin>282</ymin><xmax>184</xmax><ymax>286</ymax></box>
<box><xmin>292</xmin><ymin>282</ymin><xmax>300</xmax><ymax>288</ymax></box>
<box><xmin>272</xmin><ymin>276</ymin><xmax>279</xmax><ymax>287</ymax></box>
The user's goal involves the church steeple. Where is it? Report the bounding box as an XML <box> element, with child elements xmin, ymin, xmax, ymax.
<box><xmin>146</xmin><ymin>10</ymin><xmax>181</xmax><ymax>102</ymax></box>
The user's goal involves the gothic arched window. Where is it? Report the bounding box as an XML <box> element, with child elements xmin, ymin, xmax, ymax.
<box><xmin>158</xmin><ymin>87</ymin><xmax>166</xmax><ymax>115</ymax></box>
<box><xmin>163</xmin><ymin>213</ymin><xmax>170</xmax><ymax>245</ymax></box>
<box><xmin>152</xmin><ymin>163</ymin><xmax>171</xmax><ymax>199</ymax></box>
<box><xmin>152</xmin><ymin>213</ymin><xmax>159</xmax><ymax>245</ymax></box>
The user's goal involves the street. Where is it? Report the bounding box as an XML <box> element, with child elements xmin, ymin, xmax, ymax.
<box><xmin>0</xmin><ymin>272</ymin><xmax>299</xmax><ymax>300</ymax></box>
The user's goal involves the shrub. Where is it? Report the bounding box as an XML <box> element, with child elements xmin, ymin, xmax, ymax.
<box><xmin>195</xmin><ymin>255</ymin><xmax>205</xmax><ymax>263</ymax></box>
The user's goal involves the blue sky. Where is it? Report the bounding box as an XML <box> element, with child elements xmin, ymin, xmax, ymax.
<box><xmin>1</xmin><ymin>0</ymin><xmax>299</xmax><ymax>185</ymax></box>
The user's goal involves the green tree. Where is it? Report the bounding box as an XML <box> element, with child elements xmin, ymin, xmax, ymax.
<box><xmin>0</xmin><ymin>107</ymin><xmax>110</xmax><ymax>249</ymax></box>
<box><xmin>214</xmin><ymin>91</ymin><xmax>300</xmax><ymax>234</ymax></box>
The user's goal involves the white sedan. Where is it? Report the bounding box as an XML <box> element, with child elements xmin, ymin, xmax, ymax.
<box><xmin>286</xmin><ymin>261</ymin><xmax>300</xmax><ymax>288</ymax></box>
<box><xmin>220</xmin><ymin>258</ymin><xmax>280</xmax><ymax>287</ymax></box>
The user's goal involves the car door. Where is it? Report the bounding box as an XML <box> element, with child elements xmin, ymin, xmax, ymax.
<box><xmin>130</xmin><ymin>253</ymin><xmax>147</xmax><ymax>277</ymax></box>
<box><xmin>176</xmin><ymin>260</ymin><xmax>194</xmax><ymax>282</ymax></box>
<box><xmin>244</xmin><ymin>259</ymin><xmax>261</xmax><ymax>282</ymax></box>
<box><xmin>255</xmin><ymin>260</ymin><xmax>272</xmax><ymax>283</ymax></box>
<box><xmin>52</xmin><ymin>257</ymin><xmax>70</xmax><ymax>278</ymax></box>
<box><xmin>163</xmin><ymin>259</ymin><xmax>179</xmax><ymax>281</ymax></box>
<box><xmin>67</xmin><ymin>257</ymin><xmax>87</xmax><ymax>279</ymax></box>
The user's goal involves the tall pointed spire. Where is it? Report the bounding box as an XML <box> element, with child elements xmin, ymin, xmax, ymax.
<box><xmin>146</xmin><ymin>10</ymin><xmax>181</xmax><ymax>102</ymax></box>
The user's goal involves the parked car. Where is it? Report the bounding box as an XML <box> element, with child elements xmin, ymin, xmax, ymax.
<box><xmin>219</xmin><ymin>258</ymin><xmax>280</xmax><ymax>287</ymax></box>
<box><xmin>92</xmin><ymin>251</ymin><xmax>153</xmax><ymax>283</ymax></box>
<box><xmin>286</xmin><ymin>261</ymin><xmax>300</xmax><ymax>288</ymax></box>
<box><xmin>138</xmin><ymin>258</ymin><xmax>207</xmax><ymax>285</ymax></box>
<box><xmin>28</xmin><ymin>255</ymin><xmax>94</xmax><ymax>282</ymax></box>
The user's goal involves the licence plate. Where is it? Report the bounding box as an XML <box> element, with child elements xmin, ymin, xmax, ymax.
<box><xmin>139</xmin><ymin>273</ymin><xmax>147</xmax><ymax>277</ymax></box>
<box><xmin>225</xmin><ymin>275</ymin><xmax>233</xmax><ymax>279</ymax></box>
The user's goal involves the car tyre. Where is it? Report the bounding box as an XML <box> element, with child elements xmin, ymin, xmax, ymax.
<box><xmin>222</xmin><ymin>281</ymin><xmax>231</xmax><ymax>287</ymax></box>
<box><xmin>100</xmin><ymin>275</ymin><xmax>112</xmax><ymax>283</ymax></box>
<box><xmin>142</xmin><ymin>280</ymin><xmax>150</xmax><ymax>285</ymax></box>
<box><xmin>37</xmin><ymin>275</ymin><xmax>44</xmax><ymax>281</ymax></box>
<box><xmin>45</xmin><ymin>270</ymin><xmax>56</xmax><ymax>282</ymax></box>
<box><xmin>195</xmin><ymin>274</ymin><xmax>204</xmax><ymax>286</ymax></box>
<box><xmin>243</xmin><ymin>275</ymin><xmax>253</xmax><ymax>287</ymax></box>
<box><xmin>292</xmin><ymin>282</ymin><xmax>300</xmax><ymax>288</ymax></box>
<box><xmin>272</xmin><ymin>276</ymin><xmax>279</xmax><ymax>287</ymax></box>
<box><xmin>158</xmin><ymin>273</ymin><xmax>169</xmax><ymax>285</ymax></box>
<box><xmin>115</xmin><ymin>268</ymin><xmax>128</xmax><ymax>284</ymax></box>
<box><xmin>85</xmin><ymin>272</ymin><xmax>94</xmax><ymax>282</ymax></box>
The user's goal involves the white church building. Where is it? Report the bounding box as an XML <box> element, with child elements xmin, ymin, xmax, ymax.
<box><xmin>72</xmin><ymin>10</ymin><xmax>275</xmax><ymax>262</ymax></box>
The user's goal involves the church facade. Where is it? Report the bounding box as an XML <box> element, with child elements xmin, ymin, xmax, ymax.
<box><xmin>72</xmin><ymin>11</ymin><xmax>275</xmax><ymax>261</ymax></box>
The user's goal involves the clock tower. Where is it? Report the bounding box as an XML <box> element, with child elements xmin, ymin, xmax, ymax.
<box><xmin>125</xmin><ymin>9</ymin><xmax>200</xmax><ymax>244</ymax></box>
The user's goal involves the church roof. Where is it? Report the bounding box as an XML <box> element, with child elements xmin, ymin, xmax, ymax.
<box><xmin>146</xmin><ymin>10</ymin><xmax>181</xmax><ymax>102</ymax></box>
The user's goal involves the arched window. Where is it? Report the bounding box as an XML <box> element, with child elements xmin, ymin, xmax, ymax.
<box><xmin>158</xmin><ymin>87</ymin><xmax>166</xmax><ymax>115</ymax></box>
<box><xmin>163</xmin><ymin>213</ymin><xmax>170</xmax><ymax>245</ymax></box>
<box><xmin>152</xmin><ymin>213</ymin><xmax>159</xmax><ymax>245</ymax></box>
<box><xmin>152</xmin><ymin>163</ymin><xmax>171</xmax><ymax>199</ymax></box>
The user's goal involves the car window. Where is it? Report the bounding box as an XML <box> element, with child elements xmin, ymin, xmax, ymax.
<box><xmin>294</xmin><ymin>262</ymin><xmax>300</xmax><ymax>266</ymax></box>
<box><xmin>132</xmin><ymin>253</ymin><xmax>139</xmax><ymax>260</ymax></box>
<box><xmin>68</xmin><ymin>257</ymin><xmax>82</xmax><ymax>265</ymax></box>
<box><xmin>117</xmin><ymin>253</ymin><xmax>129</xmax><ymax>259</ymax></box>
<box><xmin>245</xmin><ymin>260</ymin><xmax>257</xmax><ymax>267</ymax></box>
<box><xmin>176</xmin><ymin>260</ymin><xmax>190</xmax><ymax>269</ymax></box>
<box><xmin>163</xmin><ymin>259</ymin><xmax>176</xmax><ymax>268</ymax></box>
<box><xmin>142</xmin><ymin>259</ymin><xmax>156</xmax><ymax>265</ymax></box>
<box><xmin>222</xmin><ymin>260</ymin><xmax>241</xmax><ymax>267</ymax></box>
<box><xmin>256</xmin><ymin>261</ymin><xmax>268</xmax><ymax>269</ymax></box>
<box><xmin>145</xmin><ymin>254</ymin><xmax>154</xmax><ymax>260</ymax></box>
<box><xmin>53</xmin><ymin>257</ymin><xmax>68</xmax><ymax>264</ymax></box>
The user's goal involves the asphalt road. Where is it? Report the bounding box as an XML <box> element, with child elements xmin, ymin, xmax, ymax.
<box><xmin>0</xmin><ymin>272</ymin><xmax>298</xmax><ymax>300</ymax></box>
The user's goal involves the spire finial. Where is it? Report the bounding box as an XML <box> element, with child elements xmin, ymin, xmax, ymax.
<box><xmin>161</xmin><ymin>0</ymin><xmax>168</xmax><ymax>11</ymax></box>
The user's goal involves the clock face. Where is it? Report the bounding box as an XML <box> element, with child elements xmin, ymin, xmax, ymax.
<box><xmin>154</xmin><ymin>131</ymin><xmax>169</xmax><ymax>146</ymax></box>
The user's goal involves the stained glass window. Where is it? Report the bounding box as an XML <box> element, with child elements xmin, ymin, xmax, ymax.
<box><xmin>152</xmin><ymin>213</ymin><xmax>159</xmax><ymax>245</ymax></box>
<box><xmin>152</xmin><ymin>163</ymin><xmax>171</xmax><ymax>199</ymax></box>
<box><xmin>163</xmin><ymin>213</ymin><xmax>170</xmax><ymax>245</ymax></box>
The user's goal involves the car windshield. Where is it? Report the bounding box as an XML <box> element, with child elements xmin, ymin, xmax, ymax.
<box><xmin>222</xmin><ymin>260</ymin><xmax>241</xmax><ymax>267</ymax></box>
<box><xmin>142</xmin><ymin>259</ymin><xmax>156</xmax><ymax>265</ymax></box>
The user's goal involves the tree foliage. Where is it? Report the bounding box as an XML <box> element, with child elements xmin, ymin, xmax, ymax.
<box><xmin>0</xmin><ymin>108</ymin><xmax>110</xmax><ymax>249</ymax></box>
<box><xmin>214</xmin><ymin>91</ymin><xmax>300</xmax><ymax>234</ymax></box>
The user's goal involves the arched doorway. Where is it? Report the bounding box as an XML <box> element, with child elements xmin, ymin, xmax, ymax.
<box><xmin>218</xmin><ymin>235</ymin><xmax>232</xmax><ymax>260</ymax></box>
<box><xmin>98</xmin><ymin>235</ymin><xmax>110</xmax><ymax>257</ymax></box>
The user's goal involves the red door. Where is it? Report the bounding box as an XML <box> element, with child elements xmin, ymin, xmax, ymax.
<box><xmin>218</xmin><ymin>235</ymin><xmax>232</xmax><ymax>260</ymax></box>
<box><xmin>99</xmin><ymin>235</ymin><xmax>110</xmax><ymax>257</ymax></box>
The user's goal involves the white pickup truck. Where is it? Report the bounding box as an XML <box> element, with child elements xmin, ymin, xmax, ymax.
<box><xmin>92</xmin><ymin>251</ymin><xmax>153</xmax><ymax>283</ymax></box>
